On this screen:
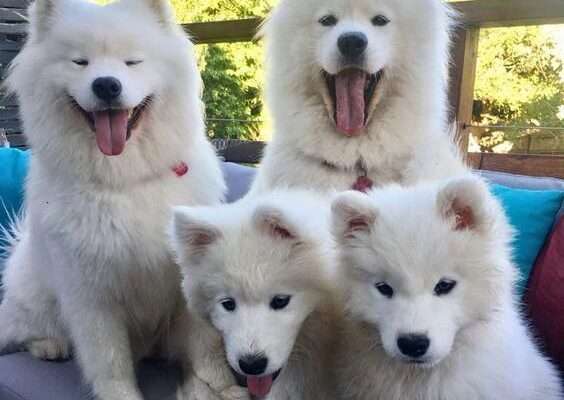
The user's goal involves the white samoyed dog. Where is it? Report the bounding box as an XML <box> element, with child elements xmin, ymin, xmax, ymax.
<box><xmin>0</xmin><ymin>1</ymin><xmax>225</xmax><ymax>399</ymax></box>
<box><xmin>251</xmin><ymin>0</ymin><xmax>467</xmax><ymax>194</ymax></box>
<box><xmin>171</xmin><ymin>190</ymin><xmax>340</xmax><ymax>400</ymax></box>
<box><xmin>331</xmin><ymin>177</ymin><xmax>563</xmax><ymax>400</ymax></box>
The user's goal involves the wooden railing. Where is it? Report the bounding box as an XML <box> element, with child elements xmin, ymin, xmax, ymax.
<box><xmin>444</xmin><ymin>0</ymin><xmax>564</xmax><ymax>179</ymax></box>
<box><xmin>1</xmin><ymin>0</ymin><xmax>563</xmax><ymax>177</ymax></box>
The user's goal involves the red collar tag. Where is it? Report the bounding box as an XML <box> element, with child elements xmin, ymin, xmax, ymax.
<box><xmin>172</xmin><ymin>161</ymin><xmax>189</xmax><ymax>177</ymax></box>
<box><xmin>352</xmin><ymin>176</ymin><xmax>374</xmax><ymax>193</ymax></box>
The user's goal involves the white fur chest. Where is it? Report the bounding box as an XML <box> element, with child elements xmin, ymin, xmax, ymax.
<box><xmin>253</xmin><ymin>132</ymin><xmax>467</xmax><ymax>194</ymax></box>
<box><xmin>252</xmin><ymin>149</ymin><xmax>407</xmax><ymax>194</ymax></box>
<box><xmin>26</xmin><ymin>164</ymin><xmax>201</xmax><ymax>277</ymax></box>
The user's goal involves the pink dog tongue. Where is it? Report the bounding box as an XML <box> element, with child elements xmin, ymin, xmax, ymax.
<box><xmin>335</xmin><ymin>69</ymin><xmax>367</xmax><ymax>136</ymax></box>
<box><xmin>247</xmin><ymin>375</ymin><xmax>274</xmax><ymax>398</ymax></box>
<box><xmin>94</xmin><ymin>110</ymin><xmax>129</xmax><ymax>156</ymax></box>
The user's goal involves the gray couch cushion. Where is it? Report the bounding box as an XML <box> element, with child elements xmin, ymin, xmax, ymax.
<box><xmin>0</xmin><ymin>353</ymin><xmax>180</xmax><ymax>400</ymax></box>
<box><xmin>222</xmin><ymin>162</ymin><xmax>256</xmax><ymax>203</ymax></box>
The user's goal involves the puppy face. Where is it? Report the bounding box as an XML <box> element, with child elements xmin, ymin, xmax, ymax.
<box><xmin>264</xmin><ymin>0</ymin><xmax>452</xmax><ymax>137</ymax></box>
<box><xmin>314</xmin><ymin>2</ymin><xmax>393</xmax><ymax>136</ymax></box>
<box><xmin>11</xmin><ymin>0</ymin><xmax>193</xmax><ymax>156</ymax></box>
<box><xmin>171</xmin><ymin>201</ymin><xmax>330</xmax><ymax>398</ymax></box>
<box><xmin>332</xmin><ymin>178</ymin><xmax>512</xmax><ymax>367</ymax></box>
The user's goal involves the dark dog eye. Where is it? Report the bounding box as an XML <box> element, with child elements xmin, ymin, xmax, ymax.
<box><xmin>375</xmin><ymin>282</ymin><xmax>394</xmax><ymax>298</ymax></box>
<box><xmin>434</xmin><ymin>279</ymin><xmax>457</xmax><ymax>296</ymax></box>
<box><xmin>270</xmin><ymin>295</ymin><xmax>292</xmax><ymax>310</ymax></box>
<box><xmin>125</xmin><ymin>60</ymin><xmax>143</xmax><ymax>66</ymax></box>
<box><xmin>72</xmin><ymin>59</ymin><xmax>89</xmax><ymax>66</ymax></box>
<box><xmin>372</xmin><ymin>15</ymin><xmax>390</xmax><ymax>26</ymax></box>
<box><xmin>319</xmin><ymin>15</ymin><xmax>338</xmax><ymax>27</ymax></box>
<box><xmin>221</xmin><ymin>298</ymin><xmax>237</xmax><ymax>312</ymax></box>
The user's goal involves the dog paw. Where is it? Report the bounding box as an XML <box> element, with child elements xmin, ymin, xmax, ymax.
<box><xmin>27</xmin><ymin>338</ymin><xmax>71</xmax><ymax>361</ymax></box>
<box><xmin>178</xmin><ymin>376</ymin><xmax>223</xmax><ymax>400</ymax></box>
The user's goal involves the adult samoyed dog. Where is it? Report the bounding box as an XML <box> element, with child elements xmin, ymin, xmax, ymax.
<box><xmin>251</xmin><ymin>0</ymin><xmax>467</xmax><ymax>194</ymax></box>
<box><xmin>171</xmin><ymin>190</ymin><xmax>340</xmax><ymax>400</ymax></box>
<box><xmin>0</xmin><ymin>1</ymin><xmax>225</xmax><ymax>399</ymax></box>
<box><xmin>331</xmin><ymin>178</ymin><xmax>562</xmax><ymax>400</ymax></box>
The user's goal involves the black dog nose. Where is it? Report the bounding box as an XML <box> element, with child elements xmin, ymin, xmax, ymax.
<box><xmin>397</xmin><ymin>334</ymin><xmax>430</xmax><ymax>358</ymax></box>
<box><xmin>338</xmin><ymin>32</ymin><xmax>368</xmax><ymax>58</ymax></box>
<box><xmin>239</xmin><ymin>354</ymin><xmax>268</xmax><ymax>375</ymax></box>
<box><xmin>92</xmin><ymin>77</ymin><xmax>122</xmax><ymax>102</ymax></box>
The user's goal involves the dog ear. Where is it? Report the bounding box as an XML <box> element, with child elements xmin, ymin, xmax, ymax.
<box><xmin>170</xmin><ymin>207</ymin><xmax>221</xmax><ymax>264</ymax></box>
<box><xmin>437</xmin><ymin>176</ymin><xmax>493</xmax><ymax>232</ymax></box>
<box><xmin>331</xmin><ymin>191</ymin><xmax>377</xmax><ymax>244</ymax></box>
<box><xmin>253</xmin><ymin>205</ymin><xmax>302</xmax><ymax>244</ymax></box>
<box><xmin>27</xmin><ymin>0</ymin><xmax>60</xmax><ymax>40</ymax></box>
<box><xmin>135</xmin><ymin>0</ymin><xmax>176</xmax><ymax>27</ymax></box>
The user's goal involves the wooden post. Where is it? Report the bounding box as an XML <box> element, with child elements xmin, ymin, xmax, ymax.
<box><xmin>448</xmin><ymin>26</ymin><xmax>480</xmax><ymax>159</ymax></box>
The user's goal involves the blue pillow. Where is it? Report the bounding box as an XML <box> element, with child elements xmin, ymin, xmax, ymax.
<box><xmin>0</xmin><ymin>148</ymin><xmax>30</xmax><ymax>263</ymax></box>
<box><xmin>490</xmin><ymin>184</ymin><xmax>564</xmax><ymax>296</ymax></box>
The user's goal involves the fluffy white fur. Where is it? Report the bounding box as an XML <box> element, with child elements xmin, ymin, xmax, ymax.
<box><xmin>331</xmin><ymin>177</ymin><xmax>563</xmax><ymax>400</ymax></box>
<box><xmin>171</xmin><ymin>190</ymin><xmax>340</xmax><ymax>400</ymax></box>
<box><xmin>251</xmin><ymin>0</ymin><xmax>467</xmax><ymax>194</ymax></box>
<box><xmin>0</xmin><ymin>1</ymin><xmax>225</xmax><ymax>399</ymax></box>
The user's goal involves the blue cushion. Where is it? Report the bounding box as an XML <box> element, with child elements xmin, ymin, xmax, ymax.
<box><xmin>490</xmin><ymin>184</ymin><xmax>564</xmax><ymax>296</ymax></box>
<box><xmin>0</xmin><ymin>149</ymin><xmax>29</xmax><ymax>263</ymax></box>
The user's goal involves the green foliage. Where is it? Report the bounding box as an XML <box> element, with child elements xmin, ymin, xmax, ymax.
<box><xmin>201</xmin><ymin>44</ymin><xmax>263</xmax><ymax>139</ymax></box>
<box><xmin>473</xmin><ymin>26</ymin><xmax>564</xmax><ymax>153</ymax></box>
<box><xmin>171</xmin><ymin>0</ymin><xmax>272</xmax><ymax>22</ymax></box>
<box><xmin>475</xmin><ymin>27</ymin><xmax>564</xmax><ymax>126</ymax></box>
<box><xmin>171</xmin><ymin>0</ymin><xmax>273</xmax><ymax>139</ymax></box>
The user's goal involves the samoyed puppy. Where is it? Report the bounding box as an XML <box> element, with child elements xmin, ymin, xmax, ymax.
<box><xmin>251</xmin><ymin>0</ymin><xmax>467</xmax><ymax>194</ymax></box>
<box><xmin>0</xmin><ymin>1</ymin><xmax>225</xmax><ymax>399</ymax></box>
<box><xmin>331</xmin><ymin>177</ymin><xmax>563</xmax><ymax>400</ymax></box>
<box><xmin>170</xmin><ymin>190</ymin><xmax>340</xmax><ymax>400</ymax></box>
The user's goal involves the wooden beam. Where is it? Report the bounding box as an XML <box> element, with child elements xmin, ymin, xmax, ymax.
<box><xmin>449</xmin><ymin>26</ymin><xmax>480</xmax><ymax>157</ymax></box>
<box><xmin>0</xmin><ymin>49</ymin><xmax>17</xmax><ymax>65</ymax></box>
<box><xmin>467</xmin><ymin>153</ymin><xmax>564</xmax><ymax>179</ymax></box>
<box><xmin>0</xmin><ymin>0</ymin><xmax>29</xmax><ymax>9</ymax></box>
<box><xmin>0</xmin><ymin>21</ymin><xmax>26</xmax><ymax>35</ymax></box>
<box><xmin>183</xmin><ymin>19</ymin><xmax>262</xmax><ymax>45</ymax></box>
<box><xmin>0</xmin><ymin>41</ymin><xmax>23</xmax><ymax>51</ymax></box>
<box><xmin>0</xmin><ymin>7</ymin><xmax>26</xmax><ymax>22</ymax></box>
<box><xmin>0</xmin><ymin>107</ymin><xmax>18</xmax><ymax>120</ymax></box>
<box><xmin>450</xmin><ymin>0</ymin><xmax>564</xmax><ymax>28</ymax></box>
<box><xmin>6</xmin><ymin>132</ymin><xmax>25</xmax><ymax>147</ymax></box>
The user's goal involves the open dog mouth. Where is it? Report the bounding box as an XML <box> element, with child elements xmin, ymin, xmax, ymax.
<box><xmin>322</xmin><ymin>69</ymin><xmax>383</xmax><ymax>137</ymax></box>
<box><xmin>230</xmin><ymin>367</ymin><xmax>282</xmax><ymax>399</ymax></box>
<box><xmin>71</xmin><ymin>96</ymin><xmax>153</xmax><ymax>156</ymax></box>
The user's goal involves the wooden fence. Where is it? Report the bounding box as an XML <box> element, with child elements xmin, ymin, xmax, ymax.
<box><xmin>1</xmin><ymin>0</ymin><xmax>564</xmax><ymax>177</ymax></box>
